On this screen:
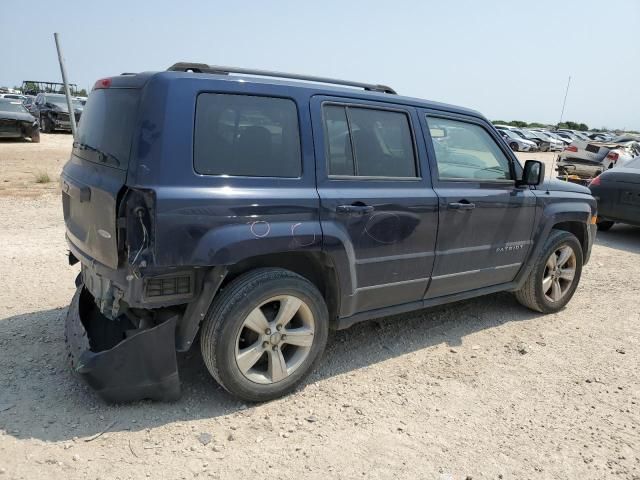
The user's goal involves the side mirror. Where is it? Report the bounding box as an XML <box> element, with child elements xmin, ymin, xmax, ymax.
<box><xmin>519</xmin><ymin>160</ymin><xmax>545</xmax><ymax>186</ymax></box>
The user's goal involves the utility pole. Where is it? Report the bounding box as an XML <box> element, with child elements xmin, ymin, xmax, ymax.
<box><xmin>54</xmin><ymin>32</ymin><xmax>77</xmax><ymax>138</ymax></box>
<box><xmin>557</xmin><ymin>75</ymin><xmax>571</xmax><ymax>128</ymax></box>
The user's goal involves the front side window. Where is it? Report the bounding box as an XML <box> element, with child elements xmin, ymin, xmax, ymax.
<box><xmin>323</xmin><ymin>104</ymin><xmax>417</xmax><ymax>178</ymax></box>
<box><xmin>426</xmin><ymin>117</ymin><xmax>513</xmax><ymax>181</ymax></box>
<box><xmin>194</xmin><ymin>94</ymin><xmax>301</xmax><ymax>178</ymax></box>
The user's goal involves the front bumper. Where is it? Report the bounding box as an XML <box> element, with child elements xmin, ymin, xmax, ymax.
<box><xmin>65</xmin><ymin>286</ymin><xmax>181</xmax><ymax>403</ymax></box>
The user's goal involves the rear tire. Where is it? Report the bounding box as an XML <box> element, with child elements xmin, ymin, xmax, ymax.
<box><xmin>515</xmin><ymin>230</ymin><xmax>583</xmax><ymax>313</ymax></box>
<box><xmin>509</xmin><ymin>142</ymin><xmax>519</xmax><ymax>152</ymax></box>
<box><xmin>597</xmin><ymin>220</ymin><xmax>614</xmax><ymax>231</ymax></box>
<box><xmin>200</xmin><ymin>268</ymin><xmax>329</xmax><ymax>402</ymax></box>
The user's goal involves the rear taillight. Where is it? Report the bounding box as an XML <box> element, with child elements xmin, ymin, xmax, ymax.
<box><xmin>93</xmin><ymin>78</ymin><xmax>112</xmax><ymax>90</ymax></box>
<box><xmin>589</xmin><ymin>175</ymin><xmax>601</xmax><ymax>187</ymax></box>
<box><xmin>564</xmin><ymin>145</ymin><xmax>578</xmax><ymax>152</ymax></box>
<box><xmin>606</xmin><ymin>152</ymin><xmax>619</xmax><ymax>162</ymax></box>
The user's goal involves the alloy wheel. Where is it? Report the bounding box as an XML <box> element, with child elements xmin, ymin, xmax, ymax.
<box><xmin>542</xmin><ymin>245</ymin><xmax>576</xmax><ymax>303</ymax></box>
<box><xmin>234</xmin><ymin>295</ymin><xmax>315</xmax><ymax>384</ymax></box>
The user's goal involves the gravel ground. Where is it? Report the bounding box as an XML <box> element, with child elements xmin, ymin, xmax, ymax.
<box><xmin>0</xmin><ymin>136</ymin><xmax>639</xmax><ymax>479</ymax></box>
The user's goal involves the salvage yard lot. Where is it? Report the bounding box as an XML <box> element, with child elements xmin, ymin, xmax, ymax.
<box><xmin>0</xmin><ymin>135</ymin><xmax>638</xmax><ymax>479</ymax></box>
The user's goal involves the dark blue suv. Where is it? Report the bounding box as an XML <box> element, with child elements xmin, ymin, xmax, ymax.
<box><xmin>62</xmin><ymin>63</ymin><xmax>597</xmax><ymax>403</ymax></box>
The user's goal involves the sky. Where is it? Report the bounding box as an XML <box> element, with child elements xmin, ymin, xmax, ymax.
<box><xmin>2</xmin><ymin>0</ymin><xmax>639</xmax><ymax>130</ymax></box>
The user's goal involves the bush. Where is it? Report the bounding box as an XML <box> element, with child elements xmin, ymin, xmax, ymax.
<box><xmin>35</xmin><ymin>172</ymin><xmax>51</xmax><ymax>184</ymax></box>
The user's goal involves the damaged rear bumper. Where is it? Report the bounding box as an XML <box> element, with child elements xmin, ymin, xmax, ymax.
<box><xmin>65</xmin><ymin>286</ymin><xmax>181</xmax><ymax>403</ymax></box>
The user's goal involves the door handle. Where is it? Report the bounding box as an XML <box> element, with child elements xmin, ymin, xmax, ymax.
<box><xmin>336</xmin><ymin>204</ymin><xmax>374</xmax><ymax>215</ymax></box>
<box><xmin>448</xmin><ymin>201</ymin><xmax>475</xmax><ymax>210</ymax></box>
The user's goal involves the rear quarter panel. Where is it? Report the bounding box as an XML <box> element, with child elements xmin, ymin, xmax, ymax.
<box><xmin>128</xmin><ymin>74</ymin><xmax>323</xmax><ymax>268</ymax></box>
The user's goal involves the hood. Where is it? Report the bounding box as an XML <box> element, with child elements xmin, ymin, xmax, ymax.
<box><xmin>537</xmin><ymin>178</ymin><xmax>591</xmax><ymax>194</ymax></box>
<box><xmin>47</xmin><ymin>103</ymin><xmax>83</xmax><ymax>115</ymax></box>
<box><xmin>0</xmin><ymin>111</ymin><xmax>36</xmax><ymax>123</ymax></box>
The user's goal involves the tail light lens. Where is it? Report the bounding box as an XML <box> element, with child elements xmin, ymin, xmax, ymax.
<box><xmin>589</xmin><ymin>175</ymin><xmax>601</xmax><ymax>187</ymax></box>
<box><xmin>93</xmin><ymin>78</ymin><xmax>112</xmax><ymax>90</ymax></box>
<box><xmin>606</xmin><ymin>152</ymin><xmax>619</xmax><ymax>162</ymax></box>
<box><xmin>564</xmin><ymin>145</ymin><xmax>578</xmax><ymax>152</ymax></box>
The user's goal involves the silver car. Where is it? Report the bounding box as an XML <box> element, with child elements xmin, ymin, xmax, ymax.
<box><xmin>529</xmin><ymin>130</ymin><xmax>564</xmax><ymax>151</ymax></box>
<box><xmin>496</xmin><ymin>128</ymin><xmax>538</xmax><ymax>152</ymax></box>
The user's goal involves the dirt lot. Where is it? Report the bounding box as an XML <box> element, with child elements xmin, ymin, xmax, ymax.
<box><xmin>0</xmin><ymin>135</ymin><xmax>638</xmax><ymax>479</ymax></box>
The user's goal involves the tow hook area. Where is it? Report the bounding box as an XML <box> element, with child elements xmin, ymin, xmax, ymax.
<box><xmin>65</xmin><ymin>286</ymin><xmax>181</xmax><ymax>403</ymax></box>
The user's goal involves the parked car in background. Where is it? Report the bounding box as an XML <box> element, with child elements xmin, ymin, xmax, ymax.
<box><xmin>0</xmin><ymin>99</ymin><xmax>40</xmax><ymax>143</ymax></box>
<box><xmin>0</xmin><ymin>93</ymin><xmax>26</xmax><ymax>101</ymax></box>
<box><xmin>496</xmin><ymin>127</ymin><xmax>538</xmax><ymax>151</ymax></box>
<box><xmin>22</xmin><ymin>95</ymin><xmax>37</xmax><ymax>115</ymax></box>
<box><xmin>542</xmin><ymin>130</ymin><xmax>572</xmax><ymax>146</ymax></box>
<box><xmin>510</xmin><ymin>128</ymin><xmax>551</xmax><ymax>151</ymax></box>
<box><xmin>61</xmin><ymin>63</ymin><xmax>595</xmax><ymax>403</ymax></box>
<box><xmin>558</xmin><ymin>129</ymin><xmax>590</xmax><ymax>141</ymax></box>
<box><xmin>554</xmin><ymin>131</ymin><xmax>577</xmax><ymax>143</ymax></box>
<box><xmin>527</xmin><ymin>130</ymin><xmax>564</xmax><ymax>151</ymax></box>
<box><xmin>33</xmin><ymin>93</ymin><xmax>83</xmax><ymax>133</ymax></box>
<box><xmin>557</xmin><ymin>136</ymin><xmax>640</xmax><ymax>177</ymax></box>
<box><xmin>589</xmin><ymin>156</ymin><xmax>640</xmax><ymax>230</ymax></box>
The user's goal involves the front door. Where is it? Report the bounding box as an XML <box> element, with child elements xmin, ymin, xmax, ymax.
<box><xmin>420</xmin><ymin>113</ymin><xmax>537</xmax><ymax>298</ymax></box>
<box><xmin>311</xmin><ymin>96</ymin><xmax>439</xmax><ymax>317</ymax></box>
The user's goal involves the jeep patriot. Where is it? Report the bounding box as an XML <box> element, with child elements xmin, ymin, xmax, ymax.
<box><xmin>62</xmin><ymin>63</ymin><xmax>597</xmax><ymax>402</ymax></box>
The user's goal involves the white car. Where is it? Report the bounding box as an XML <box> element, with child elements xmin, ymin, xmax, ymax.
<box><xmin>529</xmin><ymin>130</ymin><xmax>564</xmax><ymax>151</ymax></box>
<box><xmin>557</xmin><ymin>136</ymin><xmax>640</xmax><ymax>177</ymax></box>
<box><xmin>497</xmin><ymin>128</ymin><xmax>538</xmax><ymax>152</ymax></box>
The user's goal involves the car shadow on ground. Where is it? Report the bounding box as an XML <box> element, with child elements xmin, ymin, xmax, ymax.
<box><xmin>1</xmin><ymin>227</ymin><xmax>636</xmax><ymax>443</ymax></box>
<box><xmin>594</xmin><ymin>223</ymin><xmax>640</xmax><ymax>254</ymax></box>
<box><xmin>0</xmin><ymin>292</ymin><xmax>541</xmax><ymax>443</ymax></box>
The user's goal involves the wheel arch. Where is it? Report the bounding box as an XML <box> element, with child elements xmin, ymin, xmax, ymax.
<box><xmin>552</xmin><ymin>220</ymin><xmax>588</xmax><ymax>258</ymax></box>
<box><xmin>222</xmin><ymin>251</ymin><xmax>341</xmax><ymax>328</ymax></box>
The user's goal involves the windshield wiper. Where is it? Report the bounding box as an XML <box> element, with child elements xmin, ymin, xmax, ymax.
<box><xmin>73</xmin><ymin>142</ymin><xmax>121</xmax><ymax>167</ymax></box>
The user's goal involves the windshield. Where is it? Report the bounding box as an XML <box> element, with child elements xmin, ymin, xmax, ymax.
<box><xmin>533</xmin><ymin>131</ymin><xmax>550</xmax><ymax>140</ymax></box>
<box><xmin>74</xmin><ymin>88</ymin><xmax>140</xmax><ymax>169</ymax></box>
<box><xmin>513</xmin><ymin>130</ymin><xmax>528</xmax><ymax>139</ymax></box>
<box><xmin>501</xmin><ymin>130</ymin><xmax>518</xmax><ymax>139</ymax></box>
<box><xmin>0</xmin><ymin>100</ymin><xmax>28</xmax><ymax>113</ymax></box>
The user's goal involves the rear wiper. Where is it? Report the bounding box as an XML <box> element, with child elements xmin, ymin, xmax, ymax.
<box><xmin>73</xmin><ymin>142</ymin><xmax>121</xmax><ymax>167</ymax></box>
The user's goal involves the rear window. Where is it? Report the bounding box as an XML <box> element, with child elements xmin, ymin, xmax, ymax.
<box><xmin>75</xmin><ymin>88</ymin><xmax>139</xmax><ymax>169</ymax></box>
<box><xmin>194</xmin><ymin>94</ymin><xmax>301</xmax><ymax>178</ymax></box>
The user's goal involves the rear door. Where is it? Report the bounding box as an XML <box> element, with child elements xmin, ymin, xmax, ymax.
<box><xmin>420</xmin><ymin>112</ymin><xmax>537</xmax><ymax>298</ymax></box>
<box><xmin>311</xmin><ymin>96</ymin><xmax>438</xmax><ymax>317</ymax></box>
<box><xmin>61</xmin><ymin>87</ymin><xmax>140</xmax><ymax>269</ymax></box>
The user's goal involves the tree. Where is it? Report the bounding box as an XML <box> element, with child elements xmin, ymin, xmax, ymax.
<box><xmin>77</xmin><ymin>88</ymin><xmax>87</xmax><ymax>97</ymax></box>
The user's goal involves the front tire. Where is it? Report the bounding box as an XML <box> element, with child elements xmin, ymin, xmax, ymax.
<box><xmin>200</xmin><ymin>268</ymin><xmax>329</xmax><ymax>402</ymax></box>
<box><xmin>515</xmin><ymin>230</ymin><xmax>583</xmax><ymax>313</ymax></box>
<box><xmin>40</xmin><ymin>116</ymin><xmax>51</xmax><ymax>133</ymax></box>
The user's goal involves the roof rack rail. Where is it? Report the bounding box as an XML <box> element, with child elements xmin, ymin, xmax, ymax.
<box><xmin>167</xmin><ymin>62</ymin><xmax>397</xmax><ymax>94</ymax></box>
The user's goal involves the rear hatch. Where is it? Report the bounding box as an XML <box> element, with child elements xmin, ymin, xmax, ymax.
<box><xmin>62</xmin><ymin>87</ymin><xmax>140</xmax><ymax>269</ymax></box>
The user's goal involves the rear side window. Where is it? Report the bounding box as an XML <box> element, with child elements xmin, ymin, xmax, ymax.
<box><xmin>75</xmin><ymin>88</ymin><xmax>140</xmax><ymax>169</ymax></box>
<box><xmin>323</xmin><ymin>104</ymin><xmax>417</xmax><ymax>178</ymax></box>
<box><xmin>194</xmin><ymin>94</ymin><xmax>301</xmax><ymax>178</ymax></box>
